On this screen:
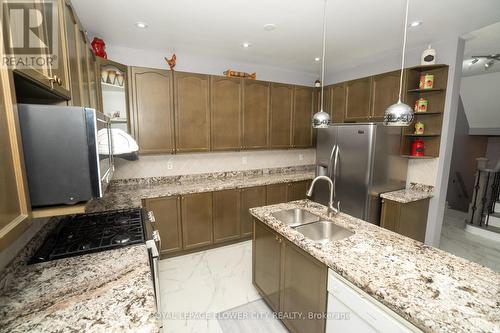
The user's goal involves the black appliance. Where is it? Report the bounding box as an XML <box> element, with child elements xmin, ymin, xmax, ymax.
<box><xmin>18</xmin><ymin>104</ymin><xmax>114</xmax><ymax>207</ymax></box>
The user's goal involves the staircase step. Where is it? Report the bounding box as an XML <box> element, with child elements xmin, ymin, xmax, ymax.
<box><xmin>487</xmin><ymin>213</ymin><xmax>500</xmax><ymax>228</ymax></box>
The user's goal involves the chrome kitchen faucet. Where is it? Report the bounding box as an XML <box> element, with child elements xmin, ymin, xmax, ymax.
<box><xmin>306</xmin><ymin>176</ymin><xmax>340</xmax><ymax>217</ymax></box>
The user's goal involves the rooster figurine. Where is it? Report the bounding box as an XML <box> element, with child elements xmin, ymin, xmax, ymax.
<box><xmin>165</xmin><ymin>54</ymin><xmax>176</xmax><ymax>70</ymax></box>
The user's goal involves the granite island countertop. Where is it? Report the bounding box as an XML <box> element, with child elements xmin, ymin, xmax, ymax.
<box><xmin>250</xmin><ymin>200</ymin><xmax>500</xmax><ymax>333</ymax></box>
<box><xmin>86</xmin><ymin>166</ymin><xmax>315</xmax><ymax>213</ymax></box>
<box><xmin>0</xmin><ymin>244</ymin><xmax>159</xmax><ymax>333</ymax></box>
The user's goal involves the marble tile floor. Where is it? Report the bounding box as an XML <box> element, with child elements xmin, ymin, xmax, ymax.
<box><xmin>158</xmin><ymin>241</ymin><xmax>274</xmax><ymax>333</ymax></box>
<box><xmin>439</xmin><ymin>208</ymin><xmax>500</xmax><ymax>272</ymax></box>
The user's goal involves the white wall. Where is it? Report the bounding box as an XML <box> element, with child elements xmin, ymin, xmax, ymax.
<box><xmin>460</xmin><ymin>71</ymin><xmax>500</xmax><ymax>130</ymax></box>
<box><xmin>106</xmin><ymin>44</ymin><xmax>317</xmax><ymax>86</ymax></box>
<box><xmin>114</xmin><ymin>149</ymin><xmax>316</xmax><ymax>179</ymax></box>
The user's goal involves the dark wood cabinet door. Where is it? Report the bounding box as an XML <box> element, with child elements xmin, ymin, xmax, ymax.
<box><xmin>77</xmin><ymin>30</ymin><xmax>90</xmax><ymax>107</ymax></box>
<box><xmin>86</xmin><ymin>48</ymin><xmax>98</xmax><ymax>111</ymax></box>
<box><xmin>213</xmin><ymin>189</ymin><xmax>241</xmax><ymax>243</ymax></box>
<box><xmin>211</xmin><ymin>76</ymin><xmax>242</xmax><ymax>150</ymax></box>
<box><xmin>175</xmin><ymin>72</ymin><xmax>210</xmax><ymax>152</ymax></box>
<box><xmin>266</xmin><ymin>184</ymin><xmax>288</xmax><ymax>205</ymax></box>
<box><xmin>270</xmin><ymin>83</ymin><xmax>293</xmax><ymax>148</ymax></box>
<box><xmin>330</xmin><ymin>83</ymin><xmax>346</xmax><ymax>124</ymax></box>
<box><xmin>292</xmin><ymin>86</ymin><xmax>314</xmax><ymax>148</ymax></box>
<box><xmin>253</xmin><ymin>220</ymin><xmax>281</xmax><ymax>312</ymax></box>
<box><xmin>63</xmin><ymin>1</ymin><xmax>81</xmax><ymax>106</ymax></box>
<box><xmin>371</xmin><ymin>70</ymin><xmax>400</xmax><ymax>120</ymax></box>
<box><xmin>345</xmin><ymin>77</ymin><xmax>372</xmax><ymax>122</ymax></box>
<box><xmin>243</xmin><ymin>80</ymin><xmax>270</xmax><ymax>149</ymax></box>
<box><xmin>397</xmin><ymin>199</ymin><xmax>429</xmax><ymax>242</ymax></box>
<box><xmin>281</xmin><ymin>241</ymin><xmax>327</xmax><ymax>333</ymax></box>
<box><xmin>287</xmin><ymin>180</ymin><xmax>310</xmax><ymax>202</ymax></box>
<box><xmin>130</xmin><ymin>67</ymin><xmax>175</xmax><ymax>154</ymax></box>
<box><xmin>181</xmin><ymin>192</ymin><xmax>213</xmax><ymax>250</ymax></box>
<box><xmin>380</xmin><ymin>199</ymin><xmax>400</xmax><ymax>232</ymax></box>
<box><xmin>145</xmin><ymin>196</ymin><xmax>182</xmax><ymax>254</ymax></box>
<box><xmin>240</xmin><ymin>186</ymin><xmax>266</xmax><ymax>237</ymax></box>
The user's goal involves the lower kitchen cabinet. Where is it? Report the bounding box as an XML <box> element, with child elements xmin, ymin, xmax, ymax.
<box><xmin>213</xmin><ymin>189</ymin><xmax>241</xmax><ymax>243</ymax></box>
<box><xmin>281</xmin><ymin>240</ymin><xmax>327</xmax><ymax>333</ymax></box>
<box><xmin>253</xmin><ymin>219</ymin><xmax>327</xmax><ymax>333</ymax></box>
<box><xmin>253</xmin><ymin>220</ymin><xmax>282</xmax><ymax>312</ymax></box>
<box><xmin>181</xmin><ymin>192</ymin><xmax>213</xmax><ymax>250</ymax></box>
<box><xmin>380</xmin><ymin>198</ymin><xmax>430</xmax><ymax>242</ymax></box>
<box><xmin>287</xmin><ymin>180</ymin><xmax>310</xmax><ymax>201</ymax></box>
<box><xmin>144</xmin><ymin>196</ymin><xmax>182</xmax><ymax>254</ymax></box>
<box><xmin>266</xmin><ymin>183</ymin><xmax>288</xmax><ymax>205</ymax></box>
<box><xmin>240</xmin><ymin>186</ymin><xmax>267</xmax><ymax>237</ymax></box>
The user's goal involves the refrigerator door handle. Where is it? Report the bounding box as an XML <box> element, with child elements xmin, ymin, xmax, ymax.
<box><xmin>332</xmin><ymin>145</ymin><xmax>339</xmax><ymax>199</ymax></box>
<box><xmin>327</xmin><ymin>144</ymin><xmax>337</xmax><ymax>179</ymax></box>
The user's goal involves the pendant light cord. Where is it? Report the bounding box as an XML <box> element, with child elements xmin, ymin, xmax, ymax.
<box><xmin>398</xmin><ymin>0</ymin><xmax>410</xmax><ymax>103</ymax></box>
<box><xmin>320</xmin><ymin>0</ymin><xmax>327</xmax><ymax>112</ymax></box>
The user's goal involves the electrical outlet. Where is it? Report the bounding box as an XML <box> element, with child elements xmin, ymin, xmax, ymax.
<box><xmin>167</xmin><ymin>161</ymin><xmax>173</xmax><ymax>170</ymax></box>
<box><xmin>242</xmin><ymin>156</ymin><xmax>248</xmax><ymax>165</ymax></box>
<box><xmin>299</xmin><ymin>154</ymin><xmax>304</xmax><ymax>161</ymax></box>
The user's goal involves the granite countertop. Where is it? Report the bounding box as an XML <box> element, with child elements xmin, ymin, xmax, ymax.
<box><xmin>86</xmin><ymin>166</ymin><xmax>315</xmax><ymax>213</ymax></box>
<box><xmin>381</xmin><ymin>182</ymin><xmax>434</xmax><ymax>204</ymax></box>
<box><xmin>250</xmin><ymin>200</ymin><xmax>500</xmax><ymax>333</ymax></box>
<box><xmin>0</xmin><ymin>244</ymin><xmax>159</xmax><ymax>333</ymax></box>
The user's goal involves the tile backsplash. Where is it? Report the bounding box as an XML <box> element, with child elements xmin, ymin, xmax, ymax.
<box><xmin>113</xmin><ymin>149</ymin><xmax>316</xmax><ymax>179</ymax></box>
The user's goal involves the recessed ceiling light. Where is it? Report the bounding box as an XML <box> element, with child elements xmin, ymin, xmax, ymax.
<box><xmin>263</xmin><ymin>23</ymin><xmax>277</xmax><ymax>32</ymax></box>
<box><xmin>409</xmin><ymin>20</ymin><xmax>422</xmax><ymax>28</ymax></box>
<box><xmin>135</xmin><ymin>22</ymin><xmax>148</xmax><ymax>29</ymax></box>
<box><xmin>242</xmin><ymin>42</ymin><xmax>251</xmax><ymax>48</ymax></box>
<box><xmin>314</xmin><ymin>57</ymin><xmax>321</xmax><ymax>62</ymax></box>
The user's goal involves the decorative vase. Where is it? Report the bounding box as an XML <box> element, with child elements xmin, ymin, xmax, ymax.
<box><xmin>108</xmin><ymin>70</ymin><xmax>117</xmax><ymax>85</ymax></box>
<box><xmin>101</xmin><ymin>69</ymin><xmax>109</xmax><ymax>83</ymax></box>
<box><xmin>116</xmin><ymin>73</ymin><xmax>124</xmax><ymax>87</ymax></box>
<box><xmin>91</xmin><ymin>37</ymin><xmax>107</xmax><ymax>59</ymax></box>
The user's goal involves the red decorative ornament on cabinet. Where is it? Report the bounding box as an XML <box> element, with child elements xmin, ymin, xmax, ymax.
<box><xmin>411</xmin><ymin>138</ymin><xmax>425</xmax><ymax>157</ymax></box>
<box><xmin>91</xmin><ymin>37</ymin><xmax>107</xmax><ymax>59</ymax></box>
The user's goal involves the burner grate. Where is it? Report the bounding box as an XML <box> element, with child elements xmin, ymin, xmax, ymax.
<box><xmin>30</xmin><ymin>209</ymin><xmax>146</xmax><ymax>264</ymax></box>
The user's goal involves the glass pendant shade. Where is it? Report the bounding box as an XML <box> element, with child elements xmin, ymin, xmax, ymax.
<box><xmin>313</xmin><ymin>109</ymin><xmax>331</xmax><ymax>128</ymax></box>
<box><xmin>383</xmin><ymin>100</ymin><xmax>414</xmax><ymax>126</ymax></box>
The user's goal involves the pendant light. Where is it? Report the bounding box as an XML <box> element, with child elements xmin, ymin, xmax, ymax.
<box><xmin>383</xmin><ymin>0</ymin><xmax>414</xmax><ymax>126</ymax></box>
<box><xmin>312</xmin><ymin>0</ymin><xmax>331</xmax><ymax>128</ymax></box>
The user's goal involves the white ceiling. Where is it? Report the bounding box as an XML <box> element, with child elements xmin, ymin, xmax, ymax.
<box><xmin>462</xmin><ymin>21</ymin><xmax>500</xmax><ymax>77</ymax></box>
<box><xmin>72</xmin><ymin>0</ymin><xmax>500</xmax><ymax>75</ymax></box>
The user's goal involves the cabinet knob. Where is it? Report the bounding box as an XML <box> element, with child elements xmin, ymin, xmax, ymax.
<box><xmin>49</xmin><ymin>75</ymin><xmax>62</xmax><ymax>86</ymax></box>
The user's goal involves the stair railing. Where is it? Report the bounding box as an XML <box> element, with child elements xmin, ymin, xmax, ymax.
<box><xmin>468</xmin><ymin>158</ymin><xmax>500</xmax><ymax>227</ymax></box>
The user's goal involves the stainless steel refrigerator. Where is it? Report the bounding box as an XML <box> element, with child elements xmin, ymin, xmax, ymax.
<box><xmin>314</xmin><ymin>123</ymin><xmax>408</xmax><ymax>225</ymax></box>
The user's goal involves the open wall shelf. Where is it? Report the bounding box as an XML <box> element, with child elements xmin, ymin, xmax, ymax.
<box><xmin>401</xmin><ymin>64</ymin><xmax>449</xmax><ymax>158</ymax></box>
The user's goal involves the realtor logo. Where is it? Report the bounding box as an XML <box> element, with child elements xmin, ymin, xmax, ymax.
<box><xmin>2</xmin><ymin>0</ymin><xmax>58</xmax><ymax>69</ymax></box>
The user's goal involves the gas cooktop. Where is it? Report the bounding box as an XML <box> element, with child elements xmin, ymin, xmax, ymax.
<box><xmin>30</xmin><ymin>209</ymin><xmax>146</xmax><ymax>264</ymax></box>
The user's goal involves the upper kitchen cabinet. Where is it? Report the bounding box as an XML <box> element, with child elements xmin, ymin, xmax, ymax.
<box><xmin>174</xmin><ymin>72</ymin><xmax>211</xmax><ymax>152</ymax></box>
<box><xmin>3</xmin><ymin>0</ymin><xmax>70</xmax><ymax>99</ymax></box>
<box><xmin>270</xmin><ymin>83</ymin><xmax>293</xmax><ymax>149</ymax></box>
<box><xmin>0</xmin><ymin>67</ymin><xmax>31</xmax><ymax>250</ymax></box>
<box><xmin>344</xmin><ymin>77</ymin><xmax>372</xmax><ymax>122</ymax></box>
<box><xmin>371</xmin><ymin>70</ymin><xmax>400</xmax><ymax>121</ymax></box>
<box><xmin>330</xmin><ymin>83</ymin><xmax>346</xmax><ymax>124</ymax></box>
<box><xmin>243</xmin><ymin>80</ymin><xmax>270</xmax><ymax>149</ymax></box>
<box><xmin>97</xmin><ymin>58</ymin><xmax>129</xmax><ymax>130</ymax></box>
<box><xmin>129</xmin><ymin>66</ymin><xmax>174</xmax><ymax>154</ymax></box>
<box><xmin>63</xmin><ymin>0</ymin><xmax>81</xmax><ymax>105</ymax></box>
<box><xmin>292</xmin><ymin>85</ymin><xmax>314</xmax><ymax>148</ymax></box>
<box><xmin>86</xmin><ymin>47</ymin><xmax>99</xmax><ymax>110</ymax></box>
<box><xmin>76</xmin><ymin>30</ymin><xmax>90</xmax><ymax>107</ymax></box>
<box><xmin>210</xmin><ymin>76</ymin><xmax>242</xmax><ymax>150</ymax></box>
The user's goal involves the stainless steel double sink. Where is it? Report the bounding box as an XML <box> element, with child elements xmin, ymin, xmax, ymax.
<box><xmin>271</xmin><ymin>208</ymin><xmax>354</xmax><ymax>244</ymax></box>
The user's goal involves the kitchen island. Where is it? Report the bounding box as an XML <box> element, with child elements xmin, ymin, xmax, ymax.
<box><xmin>250</xmin><ymin>200</ymin><xmax>500</xmax><ymax>333</ymax></box>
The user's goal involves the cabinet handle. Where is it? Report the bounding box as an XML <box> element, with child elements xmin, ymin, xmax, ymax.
<box><xmin>49</xmin><ymin>75</ymin><xmax>62</xmax><ymax>86</ymax></box>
